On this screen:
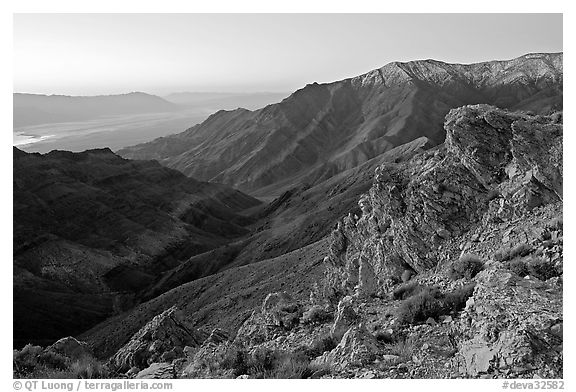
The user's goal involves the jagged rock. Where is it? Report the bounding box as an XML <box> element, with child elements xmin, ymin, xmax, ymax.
<box><xmin>330</xmin><ymin>296</ymin><xmax>358</xmax><ymax>341</ymax></box>
<box><xmin>321</xmin><ymin>106</ymin><xmax>562</xmax><ymax>300</ymax></box>
<box><xmin>47</xmin><ymin>336</ymin><xmax>92</xmax><ymax>361</ymax></box>
<box><xmin>357</xmin><ymin>255</ymin><xmax>379</xmax><ymax>297</ymax></box>
<box><xmin>109</xmin><ymin>306</ymin><xmax>206</xmax><ymax>373</ymax></box>
<box><xmin>234</xmin><ymin>311</ymin><xmax>270</xmax><ymax>346</ymax></box>
<box><xmin>458</xmin><ymin>268</ymin><xmax>562</xmax><ymax>377</ymax></box>
<box><xmin>313</xmin><ymin>324</ymin><xmax>381</xmax><ymax>371</ymax></box>
<box><xmin>135</xmin><ymin>363</ymin><xmax>175</xmax><ymax>379</ymax></box>
<box><xmin>205</xmin><ymin>328</ymin><xmax>230</xmax><ymax>345</ymax></box>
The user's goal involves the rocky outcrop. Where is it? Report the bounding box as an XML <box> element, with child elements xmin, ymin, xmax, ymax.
<box><xmin>322</xmin><ymin>105</ymin><xmax>563</xmax><ymax>297</ymax></box>
<box><xmin>330</xmin><ymin>296</ymin><xmax>358</xmax><ymax>341</ymax></box>
<box><xmin>109</xmin><ymin>307</ymin><xmax>206</xmax><ymax>373</ymax></box>
<box><xmin>458</xmin><ymin>269</ymin><xmax>562</xmax><ymax>377</ymax></box>
<box><xmin>313</xmin><ymin>324</ymin><xmax>381</xmax><ymax>371</ymax></box>
<box><xmin>234</xmin><ymin>292</ymin><xmax>304</xmax><ymax>347</ymax></box>
<box><xmin>47</xmin><ymin>336</ymin><xmax>93</xmax><ymax>361</ymax></box>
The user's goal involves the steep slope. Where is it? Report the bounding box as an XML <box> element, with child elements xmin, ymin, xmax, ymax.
<box><xmin>13</xmin><ymin>92</ymin><xmax>179</xmax><ymax>127</ymax></box>
<box><xmin>119</xmin><ymin>53</ymin><xmax>562</xmax><ymax>194</ymax></box>
<box><xmin>80</xmin><ymin>106</ymin><xmax>562</xmax><ymax>379</ymax></box>
<box><xmin>13</xmin><ymin>147</ymin><xmax>260</xmax><ymax>347</ymax></box>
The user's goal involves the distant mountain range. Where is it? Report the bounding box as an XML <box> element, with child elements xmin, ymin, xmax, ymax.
<box><xmin>119</xmin><ymin>52</ymin><xmax>563</xmax><ymax>196</ymax></box>
<box><xmin>13</xmin><ymin>92</ymin><xmax>179</xmax><ymax>127</ymax></box>
<box><xmin>163</xmin><ymin>92</ymin><xmax>289</xmax><ymax>110</ymax></box>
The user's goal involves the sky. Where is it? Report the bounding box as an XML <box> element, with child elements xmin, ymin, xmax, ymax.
<box><xmin>13</xmin><ymin>13</ymin><xmax>563</xmax><ymax>96</ymax></box>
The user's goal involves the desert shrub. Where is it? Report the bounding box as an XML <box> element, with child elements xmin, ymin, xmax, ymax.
<box><xmin>443</xmin><ymin>283</ymin><xmax>475</xmax><ymax>312</ymax></box>
<box><xmin>396</xmin><ymin>286</ymin><xmax>445</xmax><ymax>325</ymax></box>
<box><xmin>301</xmin><ymin>305</ymin><xmax>331</xmax><ymax>325</ymax></box>
<box><xmin>37</xmin><ymin>350</ymin><xmax>68</xmax><ymax>370</ymax></box>
<box><xmin>393</xmin><ymin>281</ymin><xmax>425</xmax><ymax>300</ymax></box>
<box><xmin>526</xmin><ymin>257</ymin><xmax>560</xmax><ymax>281</ymax></box>
<box><xmin>374</xmin><ymin>330</ymin><xmax>395</xmax><ymax>344</ymax></box>
<box><xmin>13</xmin><ymin>344</ymin><xmax>44</xmax><ymax>375</ymax></box>
<box><xmin>385</xmin><ymin>335</ymin><xmax>417</xmax><ymax>362</ymax></box>
<box><xmin>396</xmin><ymin>283</ymin><xmax>475</xmax><ymax>326</ymax></box>
<box><xmin>218</xmin><ymin>345</ymin><xmax>329</xmax><ymax>379</ymax></box>
<box><xmin>507</xmin><ymin>259</ymin><xmax>530</xmax><ymax>277</ymax></box>
<box><xmin>448</xmin><ymin>253</ymin><xmax>484</xmax><ymax>280</ymax></box>
<box><xmin>269</xmin><ymin>352</ymin><xmax>313</xmax><ymax>379</ymax></box>
<box><xmin>509</xmin><ymin>243</ymin><xmax>533</xmax><ymax>259</ymax></box>
<box><xmin>14</xmin><ymin>344</ymin><xmax>107</xmax><ymax>379</ymax></box>
<box><xmin>506</xmin><ymin>257</ymin><xmax>560</xmax><ymax>281</ymax></box>
<box><xmin>494</xmin><ymin>247</ymin><xmax>510</xmax><ymax>262</ymax></box>
<box><xmin>68</xmin><ymin>357</ymin><xmax>109</xmax><ymax>379</ymax></box>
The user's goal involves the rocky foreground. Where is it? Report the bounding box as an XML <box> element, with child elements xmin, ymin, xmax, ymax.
<box><xmin>14</xmin><ymin>105</ymin><xmax>563</xmax><ymax>379</ymax></box>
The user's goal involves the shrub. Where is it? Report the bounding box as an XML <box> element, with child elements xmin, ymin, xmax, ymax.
<box><xmin>396</xmin><ymin>284</ymin><xmax>475</xmax><ymax>326</ymax></box>
<box><xmin>301</xmin><ymin>306</ymin><xmax>331</xmax><ymax>325</ymax></box>
<box><xmin>494</xmin><ymin>247</ymin><xmax>510</xmax><ymax>262</ymax></box>
<box><xmin>13</xmin><ymin>344</ymin><xmax>44</xmax><ymax>376</ymax></box>
<box><xmin>526</xmin><ymin>257</ymin><xmax>560</xmax><ymax>281</ymax></box>
<box><xmin>385</xmin><ymin>335</ymin><xmax>417</xmax><ymax>362</ymax></box>
<box><xmin>443</xmin><ymin>283</ymin><xmax>475</xmax><ymax>312</ymax></box>
<box><xmin>509</xmin><ymin>243</ymin><xmax>532</xmax><ymax>259</ymax></box>
<box><xmin>68</xmin><ymin>357</ymin><xmax>109</xmax><ymax>379</ymax></box>
<box><xmin>374</xmin><ymin>330</ymin><xmax>395</xmax><ymax>344</ymax></box>
<box><xmin>395</xmin><ymin>286</ymin><xmax>445</xmax><ymax>325</ymax></box>
<box><xmin>393</xmin><ymin>281</ymin><xmax>425</xmax><ymax>300</ymax></box>
<box><xmin>14</xmin><ymin>344</ymin><xmax>107</xmax><ymax>379</ymax></box>
<box><xmin>37</xmin><ymin>350</ymin><xmax>68</xmax><ymax>370</ymax></box>
<box><xmin>507</xmin><ymin>259</ymin><xmax>530</xmax><ymax>277</ymax></box>
<box><xmin>448</xmin><ymin>253</ymin><xmax>484</xmax><ymax>280</ymax></box>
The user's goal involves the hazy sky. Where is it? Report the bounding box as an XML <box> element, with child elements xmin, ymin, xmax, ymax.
<box><xmin>13</xmin><ymin>13</ymin><xmax>563</xmax><ymax>96</ymax></box>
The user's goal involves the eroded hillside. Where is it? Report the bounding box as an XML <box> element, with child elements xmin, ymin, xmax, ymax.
<box><xmin>63</xmin><ymin>105</ymin><xmax>563</xmax><ymax>379</ymax></box>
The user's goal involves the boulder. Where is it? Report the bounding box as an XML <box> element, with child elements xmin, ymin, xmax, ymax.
<box><xmin>458</xmin><ymin>268</ymin><xmax>562</xmax><ymax>377</ymax></box>
<box><xmin>109</xmin><ymin>306</ymin><xmax>206</xmax><ymax>373</ymax></box>
<box><xmin>313</xmin><ymin>324</ymin><xmax>381</xmax><ymax>371</ymax></box>
<box><xmin>47</xmin><ymin>336</ymin><xmax>92</xmax><ymax>361</ymax></box>
<box><xmin>330</xmin><ymin>296</ymin><xmax>358</xmax><ymax>341</ymax></box>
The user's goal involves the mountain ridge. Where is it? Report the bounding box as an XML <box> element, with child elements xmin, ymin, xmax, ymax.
<box><xmin>119</xmin><ymin>52</ymin><xmax>562</xmax><ymax>195</ymax></box>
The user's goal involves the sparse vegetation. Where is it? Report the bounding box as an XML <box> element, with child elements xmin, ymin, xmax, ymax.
<box><xmin>494</xmin><ymin>243</ymin><xmax>532</xmax><ymax>262</ymax></box>
<box><xmin>396</xmin><ymin>284</ymin><xmax>475</xmax><ymax>325</ymax></box>
<box><xmin>396</xmin><ymin>286</ymin><xmax>445</xmax><ymax>325</ymax></box>
<box><xmin>448</xmin><ymin>253</ymin><xmax>484</xmax><ymax>280</ymax></box>
<box><xmin>374</xmin><ymin>330</ymin><xmax>395</xmax><ymax>344</ymax></box>
<box><xmin>443</xmin><ymin>283</ymin><xmax>475</xmax><ymax>312</ymax></box>
<box><xmin>212</xmin><ymin>345</ymin><xmax>329</xmax><ymax>379</ymax></box>
<box><xmin>393</xmin><ymin>281</ymin><xmax>425</xmax><ymax>300</ymax></box>
<box><xmin>385</xmin><ymin>335</ymin><xmax>417</xmax><ymax>362</ymax></box>
<box><xmin>13</xmin><ymin>344</ymin><xmax>108</xmax><ymax>379</ymax></box>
